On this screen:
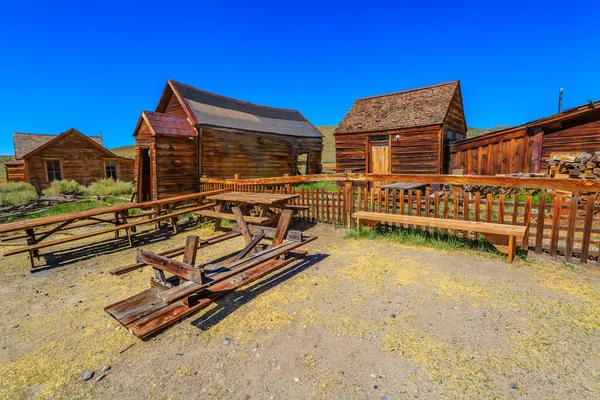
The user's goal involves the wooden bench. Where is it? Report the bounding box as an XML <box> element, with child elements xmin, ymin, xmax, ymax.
<box><xmin>197</xmin><ymin>210</ymin><xmax>271</xmax><ymax>225</ymax></box>
<box><xmin>352</xmin><ymin>211</ymin><xmax>528</xmax><ymax>263</ymax></box>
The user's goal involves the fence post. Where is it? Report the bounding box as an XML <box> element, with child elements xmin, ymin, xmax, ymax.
<box><xmin>344</xmin><ymin>180</ymin><xmax>354</xmax><ymax>228</ymax></box>
<box><xmin>283</xmin><ymin>173</ymin><xmax>291</xmax><ymax>193</ymax></box>
<box><xmin>233</xmin><ymin>174</ymin><xmax>239</xmax><ymax>192</ymax></box>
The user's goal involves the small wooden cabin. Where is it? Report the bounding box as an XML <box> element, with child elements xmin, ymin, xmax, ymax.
<box><xmin>133</xmin><ymin>80</ymin><xmax>323</xmax><ymax>201</ymax></box>
<box><xmin>4</xmin><ymin>128</ymin><xmax>135</xmax><ymax>188</ymax></box>
<box><xmin>449</xmin><ymin>100</ymin><xmax>600</xmax><ymax>175</ymax></box>
<box><xmin>334</xmin><ymin>81</ymin><xmax>466</xmax><ymax>175</ymax></box>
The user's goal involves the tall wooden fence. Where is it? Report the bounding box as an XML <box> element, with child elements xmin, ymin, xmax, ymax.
<box><xmin>200</xmin><ymin>174</ymin><xmax>600</xmax><ymax>265</ymax></box>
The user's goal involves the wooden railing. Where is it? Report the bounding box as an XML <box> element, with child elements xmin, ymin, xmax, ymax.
<box><xmin>199</xmin><ymin>174</ymin><xmax>600</xmax><ymax>265</ymax></box>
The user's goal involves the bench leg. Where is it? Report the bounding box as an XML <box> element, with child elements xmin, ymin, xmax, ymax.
<box><xmin>507</xmin><ymin>234</ymin><xmax>516</xmax><ymax>264</ymax></box>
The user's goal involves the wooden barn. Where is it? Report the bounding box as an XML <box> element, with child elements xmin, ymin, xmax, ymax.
<box><xmin>334</xmin><ymin>81</ymin><xmax>466</xmax><ymax>175</ymax></box>
<box><xmin>133</xmin><ymin>80</ymin><xmax>323</xmax><ymax>201</ymax></box>
<box><xmin>4</xmin><ymin>128</ymin><xmax>134</xmax><ymax>188</ymax></box>
<box><xmin>449</xmin><ymin>100</ymin><xmax>600</xmax><ymax>175</ymax></box>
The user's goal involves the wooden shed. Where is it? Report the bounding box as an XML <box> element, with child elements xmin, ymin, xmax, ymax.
<box><xmin>449</xmin><ymin>100</ymin><xmax>600</xmax><ymax>175</ymax></box>
<box><xmin>133</xmin><ymin>80</ymin><xmax>323</xmax><ymax>201</ymax></box>
<box><xmin>334</xmin><ymin>81</ymin><xmax>466</xmax><ymax>175</ymax></box>
<box><xmin>3</xmin><ymin>128</ymin><xmax>135</xmax><ymax>188</ymax></box>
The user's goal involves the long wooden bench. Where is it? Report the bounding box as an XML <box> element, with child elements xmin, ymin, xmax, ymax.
<box><xmin>352</xmin><ymin>211</ymin><xmax>528</xmax><ymax>263</ymax></box>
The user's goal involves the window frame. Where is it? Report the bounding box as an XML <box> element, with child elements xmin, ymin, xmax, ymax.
<box><xmin>45</xmin><ymin>160</ymin><xmax>62</xmax><ymax>183</ymax></box>
<box><xmin>104</xmin><ymin>159</ymin><xmax>118</xmax><ymax>180</ymax></box>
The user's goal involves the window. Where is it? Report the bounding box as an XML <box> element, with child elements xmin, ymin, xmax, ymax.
<box><xmin>105</xmin><ymin>160</ymin><xmax>117</xmax><ymax>179</ymax></box>
<box><xmin>46</xmin><ymin>161</ymin><xmax>62</xmax><ymax>182</ymax></box>
<box><xmin>370</xmin><ymin>135</ymin><xmax>389</xmax><ymax>142</ymax></box>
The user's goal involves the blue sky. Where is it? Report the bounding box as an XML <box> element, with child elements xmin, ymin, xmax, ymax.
<box><xmin>1</xmin><ymin>0</ymin><xmax>599</xmax><ymax>154</ymax></box>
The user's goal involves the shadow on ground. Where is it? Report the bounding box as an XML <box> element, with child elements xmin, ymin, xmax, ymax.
<box><xmin>33</xmin><ymin>221</ymin><xmax>202</xmax><ymax>272</ymax></box>
<box><xmin>189</xmin><ymin>253</ymin><xmax>328</xmax><ymax>333</ymax></box>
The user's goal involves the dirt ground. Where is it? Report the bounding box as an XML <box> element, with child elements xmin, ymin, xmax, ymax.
<box><xmin>0</xmin><ymin>221</ymin><xmax>599</xmax><ymax>399</ymax></box>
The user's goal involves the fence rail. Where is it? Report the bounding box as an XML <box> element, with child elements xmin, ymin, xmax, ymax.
<box><xmin>199</xmin><ymin>174</ymin><xmax>600</xmax><ymax>265</ymax></box>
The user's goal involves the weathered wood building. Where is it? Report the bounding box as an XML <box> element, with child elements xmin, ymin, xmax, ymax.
<box><xmin>335</xmin><ymin>81</ymin><xmax>466</xmax><ymax>175</ymax></box>
<box><xmin>133</xmin><ymin>80</ymin><xmax>323</xmax><ymax>201</ymax></box>
<box><xmin>4</xmin><ymin>128</ymin><xmax>135</xmax><ymax>188</ymax></box>
<box><xmin>449</xmin><ymin>100</ymin><xmax>600</xmax><ymax>175</ymax></box>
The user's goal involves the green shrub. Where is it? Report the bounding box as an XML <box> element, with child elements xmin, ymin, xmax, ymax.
<box><xmin>85</xmin><ymin>178</ymin><xmax>134</xmax><ymax>196</ymax></box>
<box><xmin>42</xmin><ymin>179</ymin><xmax>86</xmax><ymax>196</ymax></box>
<box><xmin>0</xmin><ymin>182</ymin><xmax>39</xmax><ymax>207</ymax></box>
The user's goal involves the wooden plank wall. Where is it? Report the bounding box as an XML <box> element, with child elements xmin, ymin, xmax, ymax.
<box><xmin>335</xmin><ymin>125</ymin><xmax>443</xmax><ymax>174</ymax></box>
<box><xmin>449</xmin><ymin>127</ymin><xmax>531</xmax><ymax>175</ymax></box>
<box><xmin>155</xmin><ymin>135</ymin><xmax>198</xmax><ymax>199</ymax></box>
<box><xmin>25</xmin><ymin>132</ymin><xmax>129</xmax><ymax>189</ymax></box>
<box><xmin>201</xmin><ymin>128</ymin><xmax>322</xmax><ymax>179</ymax></box>
<box><xmin>541</xmin><ymin>120</ymin><xmax>600</xmax><ymax>161</ymax></box>
<box><xmin>5</xmin><ymin>165</ymin><xmax>26</xmax><ymax>182</ymax></box>
<box><xmin>200</xmin><ymin>181</ymin><xmax>600</xmax><ymax>265</ymax></box>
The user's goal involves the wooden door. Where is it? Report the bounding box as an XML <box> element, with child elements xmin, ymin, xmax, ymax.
<box><xmin>369</xmin><ymin>140</ymin><xmax>390</xmax><ymax>187</ymax></box>
<box><xmin>138</xmin><ymin>148</ymin><xmax>152</xmax><ymax>202</ymax></box>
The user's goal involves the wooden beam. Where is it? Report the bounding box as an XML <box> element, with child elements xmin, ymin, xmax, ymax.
<box><xmin>199</xmin><ymin>173</ymin><xmax>600</xmax><ymax>192</ymax></box>
<box><xmin>135</xmin><ymin>250</ymin><xmax>204</xmax><ymax>284</ymax></box>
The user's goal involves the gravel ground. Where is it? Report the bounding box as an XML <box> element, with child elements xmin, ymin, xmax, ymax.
<box><xmin>0</xmin><ymin>222</ymin><xmax>598</xmax><ymax>399</ymax></box>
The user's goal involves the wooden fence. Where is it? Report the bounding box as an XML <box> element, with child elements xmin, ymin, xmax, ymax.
<box><xmin>200</xmin><ymin>174</ymin><xmax>600</xmax><ymax>265</ymax></box>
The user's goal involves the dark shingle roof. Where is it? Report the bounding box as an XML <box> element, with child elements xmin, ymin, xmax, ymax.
<box><xmin>142</xmin><ymin>111</ymin><xmax>197</xmax><ymax>136</ymax></box>
<box><xmin>170</xmin><ymin>80</ymin><xmax>322</xmax><ymax>138</ymax></box>
<box><xmin>335</xmin><ymin>81</ymin><xmax>459</xmax><ymax>134</ymax></box>
<box><xmin>13</xmin><ymin>131</ymin><xmax>103</xmax><ymax>159</ymax></box>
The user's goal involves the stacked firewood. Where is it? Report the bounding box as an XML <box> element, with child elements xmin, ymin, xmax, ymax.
<box><xmin>546</xmin><ymin>152</ymin><xmax>600</xmax><ymax>179</ymax></box>
<box><xmin>447</xmin><ymin>184</ymin><xmax>516</xmax><ymax>196</ymax></box>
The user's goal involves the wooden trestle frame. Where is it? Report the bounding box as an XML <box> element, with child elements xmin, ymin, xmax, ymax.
<box><xmin>105</xmin><ymin>208</ymin><xmax>317</xmax><ymax>338</ymax></box>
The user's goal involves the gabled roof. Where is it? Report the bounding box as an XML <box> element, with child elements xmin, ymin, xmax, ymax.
<box><xmin>13</xmin><ymin>128</ymin><xmax>130</xmax><ymax>161</ymax></box>
<box><xmin>137</xmin><ymin>111</ymin><xmax>197</xmax><ymax>137</ymax></box>
<box><xmin>157</xmin><ymin>80</ymin><xmax>322</xmax><ymax>138</ymax></box>
<box><xmin>14</xmin><ymin>129</ymin><xmax>103</xmax><ymax>159</ymax></box>
<box><xmin>335</xmin><ymin>81</ymin><xmax>461</xmax><ymax>134</ymax></box>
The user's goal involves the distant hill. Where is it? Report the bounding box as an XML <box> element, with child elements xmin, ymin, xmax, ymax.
<box><xmin>110</xmin><ymin>145</ymin><xmax>136</xmax><ymax>159</ymax></box>
<box><xmin>467</xmin><ymin>125</ymin><xmax>511</xmax><ymax>138</ymax></box>
<box><xmin>0</xmin><ymin>155</ymin><xmax>15</xmax><ymax>181</ymax></box>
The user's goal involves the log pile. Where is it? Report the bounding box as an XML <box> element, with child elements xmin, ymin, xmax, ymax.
<box><xmin>546</xmin><ymin>152</ymin><xmax>600</xmax><ymax>179</ymax></box>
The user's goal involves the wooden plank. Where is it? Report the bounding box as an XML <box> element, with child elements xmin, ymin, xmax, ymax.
<box><xmin>522</xmin><ymin>196</ymin><xmax>532</xmax><ymax>248</ymax></box>
<box><xmin>110</xmin><ymin>231</ymin><xmax>241</xmax><ymax>275</ymax></box>
<box><xmin>4</xmin><ymin>204</ymin><xmax>214</xmax><ymax>257</ymax></box>
<box><xmin>158</xmin><ymin>236</ymin><xmax>317</xmax><ymax>304</ymax></box>
<box><xmin>580</xmin><ymin>195</ymin><xmax>595</xmax><ymax>263</ymax></box>
<box><xmin>550</xmin><ymin>198</ymin><xmax>562</xmax><ymax>257</ymax></box>
<box><xmin>564</xmin><ymin>197</ymin><xmax>578</xmax><ymax>262</ymax></box>
<box><xmin>135</xmin><ymin>250</ymin><xmax>204</xmax><ymax>284</ymax></box>
<box><xmin>535</xmin><ymin>195</ymin><xmax>546</xmax><ymax>253</ymax></box>
<box><xmin>233</xmin><ymin>232</ymin><xmax>265</xmax><ymax>261</ymax></box>
<box><xmin>0</xmin><ymin>189</ymin><xmax>227</xmax><ymax>234</ymax></box>
<box><xmin>182</xmin><ymin>235</ymin><xmax>199</xmax><ymax>266</ymax></box>
<box><xmin>200</xmin><ymin>173</ymin><xmax>600</xmax><ymax>192</ymax></box>
<box><xmin>352</xmin><ymin>212</ymin><xmax>527</xmax><ymax>236</ymax></box>
<box><xmin>270</xmin><ymin>210</ymin><xmax>293</xmax><ymax>248</ymax></box>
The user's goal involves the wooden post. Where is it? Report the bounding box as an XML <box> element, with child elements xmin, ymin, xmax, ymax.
<box><xmin>550</xmin><ymin>197</ymin><xmax>562</xmax><ymax>257</ymax></box>
<box><xmin>535</xmin><ymin>195</ymin><xmax>546</xmax><ymax>254</ymax></box>
<box><xmin>234</xmin><ymin>174</ymin><xmax>239</xmax><ymax>192</ymax></box>
<box><xmin>564</xmin><ymin>197</ymin><xmax>578</xmax><ymax>262</ymax></box>
<box><xmin>579</xmin><ymin>195</ymin><xmax>595</xmax><ymax>264</ymax></box>
<box><xmin>522</xmin><ymin>196</ymin><xmax>532</xmax><ymax>249</ymax></box>
<box><xmin>344</xmin><ymin>180</ymin><xmax>353</xmax><ymax>228</ymax></box>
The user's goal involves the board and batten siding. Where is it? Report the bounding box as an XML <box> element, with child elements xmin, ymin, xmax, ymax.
<box><xmin>154</xmin><ymin>135</ymin><xmax>198</xmax><ymax>199</ymax></box>
<box><xmin>449</xmin><ymin>127</ymin><xmax>532</xmax><ymax>175</ymax></box>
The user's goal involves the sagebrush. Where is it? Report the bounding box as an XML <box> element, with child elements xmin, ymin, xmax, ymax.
<box><xmin>42</xmin><ymin>180</ymin><xmax>86</xmax><ymax>196</ymax></box>
<box><xmin>0</xmin><ymin>182</ymin><xmax>38</xmax><ymax>207</ymax></box>
<box><xmin>85</xmin><ymin>179</ymin><xmax>134</xmax><ymax>196</ymax></box>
